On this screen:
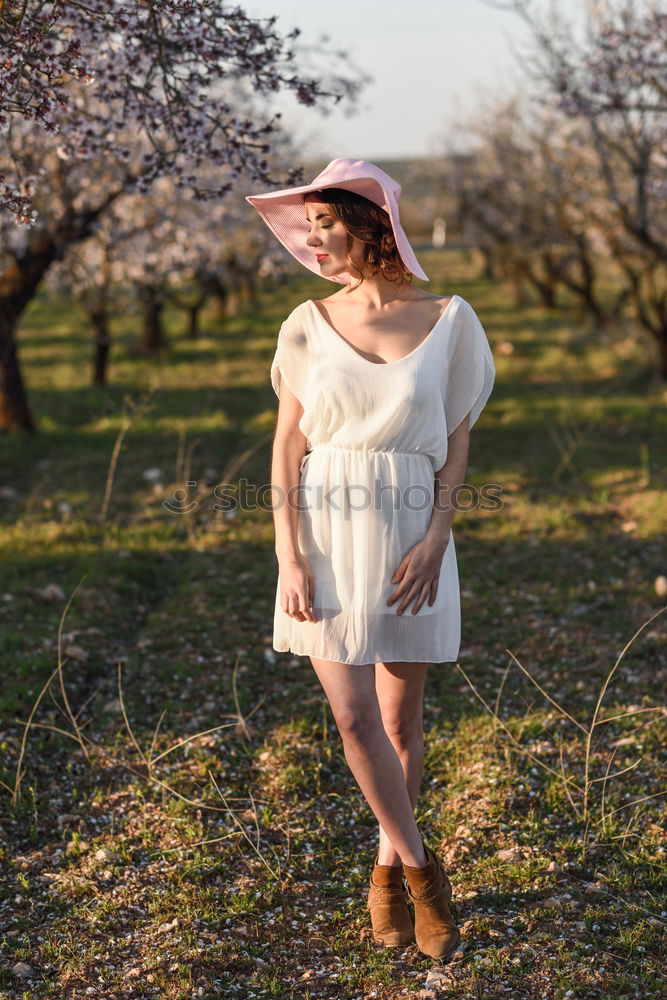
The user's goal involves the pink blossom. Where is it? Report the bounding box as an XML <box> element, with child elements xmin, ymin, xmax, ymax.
<box><xmin>0</xmin><ymin>0</ymin><xmax>367</xmax><ymax>224</ymax></box>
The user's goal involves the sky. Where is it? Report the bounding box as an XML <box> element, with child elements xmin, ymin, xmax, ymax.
<box><xmin>244</xmin><ymin>0</ymin><xmax>585</xmax><ymax>161</ymax></box>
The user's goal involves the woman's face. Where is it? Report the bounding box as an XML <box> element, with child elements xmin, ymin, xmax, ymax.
<box><xmin>304</xmin><ymin>196</ymin><xmax>365</xmax><ymax>278</ymax></box>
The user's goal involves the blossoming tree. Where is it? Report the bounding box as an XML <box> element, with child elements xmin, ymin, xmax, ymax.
<box><xmin>47</xmin><ymin>175</ymin><xmax>285</xmax><ymax>382</ymax></box>
<box><xmin>0</xmin><ymin>0</ymin><xmax>365</xmax><ymax>429</ymax></box>
<box><xmin>507</xmin><ymin>0</ymin><xmax>667</xmax><ymax>376</ymax></box>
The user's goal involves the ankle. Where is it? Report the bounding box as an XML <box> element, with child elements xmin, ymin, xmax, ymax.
<box><xmin>376</xmin><ymin>854</ymin><xmax>402</xmax><ymax>868</ymax></box>
<box><xmin>402</xmin><ymin>845</ymin><xmax>428</xmax><ymax>869</ymax></box>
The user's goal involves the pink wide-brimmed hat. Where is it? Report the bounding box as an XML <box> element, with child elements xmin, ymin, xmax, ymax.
<box><xmin>245</xmin><ymin>157</ymin><xmax>429</xmax><ymax>284</ymax></box>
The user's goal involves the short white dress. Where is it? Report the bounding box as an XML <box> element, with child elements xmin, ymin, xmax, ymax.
<box><xmin>270</xmin><ymin>295</ymin><xmax>495</xmax><ymax>666</ymax></box>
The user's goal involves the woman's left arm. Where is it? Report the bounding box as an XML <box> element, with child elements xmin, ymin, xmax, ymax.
<box><xmin>424</xmin><ymin>414</ymin><xmax>470</xmax><ymax>555</ymax></box>
<box><xmin>386</xmin><ymin>415</ymin><xmax>470</xmax><ymax>615</ymax></box>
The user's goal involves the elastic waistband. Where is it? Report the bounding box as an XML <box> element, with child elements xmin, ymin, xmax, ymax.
<box><xmin>301</xmin><ymin>443</ymin><xmax>428</xmax><ymax>469</ymax></box>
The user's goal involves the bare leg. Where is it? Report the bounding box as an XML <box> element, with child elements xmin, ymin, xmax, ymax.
<box><xmin>375</xmin><ymin>660</ymin><xmax>429</xmax><ymax>866</ymax></box>
<box><xmin>309</xmin><ymin>657</ymin><xmax>428</xmax><ymax>868</ymax></box>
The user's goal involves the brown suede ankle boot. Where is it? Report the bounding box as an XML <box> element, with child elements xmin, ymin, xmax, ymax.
<box><xmin>366</xmin><ymin>857</ymin><xmax>415</xmax><ymax>948</ymax></box>
<box><xmin>402</xmin><ymin>841</ymin><xmax>461</xmax><ymax>961</ymax></box>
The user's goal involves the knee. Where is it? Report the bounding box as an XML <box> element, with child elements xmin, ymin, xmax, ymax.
<box><xmin>335</xmin><ymin>704</ymin><xmax>381</xmax><ymax>747</ymax></box>
<box><xmin>381</xmin><ymin>714</ymin><xmax>423</xmax><ymax>751</ymax></box>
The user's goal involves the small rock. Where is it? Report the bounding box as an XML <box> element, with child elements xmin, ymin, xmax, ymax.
<box><xmin>95</xmin><ymin>848</ymin><xmax>120</xmax><ymax>864</ymax></box>
<box><xmin>36</xmin><ymin>583</ymin><xmax>66</xmax><ymax>601</ymax></box>
<box><xmin>495</xmin><ymin>846</ymin><xmax>530</xmax><ymax>862</ymax></box>
<box><xmin>426</xmin><ymin>968</ymin><xmax>451</xmax><ymax>988</ymax></box>
<box><xmin>655</xmin><ymin>575</ymin><xmax>667</xmax><ymax>598</ymax></box>
<box><xmin>536</xmin><ymin>896</ymin><xmax>564</xmax><ymax>910</ymax></box>
<box><xmin>584</xmin><ymin>881</ymin><xmax>607</xmax><ymax>896</ymax></box>
<box><xmin>547</xmin><ymin>860</ymin><xmax>563</xmax><ymax>873</ymax></box>
<box><xmin>416</xmin><ymin>990</ymin><xmax>437</xmax><ymax>999</ymax></box>
<box><xmin>157</xmin><ymin>917</ymin><xmax>179</xmax><ymax>934</ymax></box>
<box><xmin>620</xmin><ymin>520</ymin><xmax>637</xmax><ymax>533</ymax></box>
<box><xmin>102</xmin><ymin>698</ymin><xmax>123</xmax><ymax>714</ymax></box>
<box><xmin>0</xmin><ymin>485</ymin><xmax>18</xmax><ymax>499</ymax></box>
<box><xmin>253</xmin><ymin>957</ymin><xmax>269</xmax><ymax>969</ymax></box>
<box><xmin>12</xmin><ymin>962</ymin><xmax>35</xmax><ymax>979</ymax></box>
<box><xmin>63</xmin><ymin>644</ymin><xmax>88</xmax><ymax>663</ymax></box>
<box><xmin>56</xmin><ymin>813</ymin><xmax>80</xmax><ymax>827</ymax></box>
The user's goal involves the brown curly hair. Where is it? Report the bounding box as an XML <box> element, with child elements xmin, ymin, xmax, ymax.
<box><xmin>305</xmin><ymin>187</ymin><xmax>413</xmax><ymax>289</ymax></box>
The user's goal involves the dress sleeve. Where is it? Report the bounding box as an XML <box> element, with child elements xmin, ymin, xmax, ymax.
<box><xmin>270</xmin><ymin>305</ymin><xmax>311</xmax><ymax>407</ymax></box>
<box><xmin>442</xmin><ymin>299</ymin><xmax>495</xmax><ymax>435</ymax></box>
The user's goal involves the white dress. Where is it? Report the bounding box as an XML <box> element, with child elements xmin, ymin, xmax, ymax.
<box><xmin>270</xmin><ymin>294</ymin><xmax>495</xmax><ymax>666</ymax></box>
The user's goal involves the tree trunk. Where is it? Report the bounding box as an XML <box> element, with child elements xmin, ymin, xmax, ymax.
<box><xmin>535</xmin><ymin>272</ymin><xmax>557</xmax><ymax>309</ymax></box>
<box><xmin>572</xmin><ymin>242</ymin><xmax>608</xmax><ymax>325</ymax></box>
<box><xmin>0</xmin><ymin>312</ymin><xmax>35</xmax><ymax>432</ymax></box>
<box><xmin>205</xmin><ymin>275</ymin><xmax>229</xmax><ymax>320</ymax></box>
<box><xmin>480</xmin><ymin>250</ymin><xmax>495</xmax><ymax>282</ymax></box>
<box><xmin>90</xmin><ymin>306</ymin><xmax>112</xmax><ymax>385</ymax></box>
<box><xmin>239</xmin><ymin>276</ymin><xmax>255</xmax><ymax>307</ymax></box>
<box><xmin>138</xmin><ymin>285</ymin><xmax>166</xmax><ymax>354</ymax></box>
<box><xmin>519</xmin><ymin>257</ymin><xmax>557</xmax><ymax>309</ymax></box>
<box><xmin>187</xmin><ymin>302</ymin><xmax>202</xmax><ymax>339</ymax></box>
<box><xmin>658</xmin><ymin>330</ymin><xmax>667</xmax><ymax>381</ymax></box>
<box><xmin>0</xmin><ymin>241</ymin><xmax>58</xmax><ymax>432</ymax></box>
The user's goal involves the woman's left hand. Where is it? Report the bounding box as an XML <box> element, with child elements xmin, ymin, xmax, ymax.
<box><xmin>386</xmin><ymin>533</ymin><xmax>451</xmax><ymax>615</ymax></box>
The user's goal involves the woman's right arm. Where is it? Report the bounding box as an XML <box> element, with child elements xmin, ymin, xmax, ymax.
<box><xmin>271</xmin><ymin>381</ymin><xmax>317</xmax><ymax>623</ymax></box>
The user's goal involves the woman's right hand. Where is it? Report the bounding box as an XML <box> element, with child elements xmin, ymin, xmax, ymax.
<box><xmin>278</xmin><ymin>553</ymin><xmax>317</xmax><ymax>623</ymax></box>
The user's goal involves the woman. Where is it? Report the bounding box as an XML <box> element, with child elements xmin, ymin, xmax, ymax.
<box><xmin>246</xmin><ymin>158</ymin><xmax>495</xmax><ymax>961</ymax></box>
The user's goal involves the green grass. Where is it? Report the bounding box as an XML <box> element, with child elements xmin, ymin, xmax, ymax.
<box><xmin>0</xmin><ymin>247</ymin><xmax>665</xmax><ymax>999</ymax></box>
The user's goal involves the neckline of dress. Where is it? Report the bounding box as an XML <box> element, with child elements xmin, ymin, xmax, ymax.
<box><xmin>306</xmin><ymin>295</ymin><xmax>460</xmax><ymax>367</ymax></box>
